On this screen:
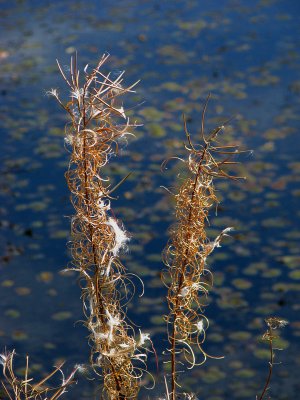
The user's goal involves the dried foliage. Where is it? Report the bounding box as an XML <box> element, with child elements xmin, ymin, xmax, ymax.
<box><xmin>49</xmin><ymin>54</ymin><xmax>149</xmax><ymax>400</ymax></box>
<box><xmin>0</xmin><ymin>350</ymin><xmax>77</xmax><ymax>400</ymax></box>
<box><xmin>162</xmin><ymin>96</ymin><xmax>246</xmax><ymax>399</ymax></box>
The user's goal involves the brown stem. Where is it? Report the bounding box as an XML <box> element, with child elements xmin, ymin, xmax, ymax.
<box><xmin>258</xmin><ymin>329</ymin><xmax>274</xmax><ymax>400</ymax></box>
<box><xmin>81</xmin><ymin>92</ymin><xmax>123</xmax><ymax>400</ymax></box>
<box><xmin>171</xmin><ymin>321</ymin><xmax>177</xmax><ymax>400</ymax></box>
<box><xmin>170</xmin><ymin>144</ymin><xmax>209</xmax><ymax>400</ymax></box>
<box><xmin>177</xmin><ymin>143</ymin><xmax>208</xmax><ymax>289</ymax></box>
<box><xmin>109</xmin><ymin>363</ymin><xmax>127</xmax><ymax>400</ymax></box>
<box><xmin>81</xmin><ymin>90</ymin><xmax>105</xmax><ymax>322</ymax></box>
<box><xmin>82</xmin><ymin>88</ymin><xmax>127</xmax><ymax>400</ymax></box>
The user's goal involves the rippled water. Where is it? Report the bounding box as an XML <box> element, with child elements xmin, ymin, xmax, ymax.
<box><xmin>0</xmin><ymin>0</ymin><xmax>300</xmax><ymax>398</ymax></box>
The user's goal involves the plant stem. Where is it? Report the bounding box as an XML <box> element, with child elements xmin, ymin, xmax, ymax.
<box><xmin>170</xmin><ymin>145</ymin><xmax>208</xmax><ymax>400</ymax></box>
<box><xmin>258</xmin><ymin>328</ymin><xmax>274</xmax><ymax>400</ymax></box>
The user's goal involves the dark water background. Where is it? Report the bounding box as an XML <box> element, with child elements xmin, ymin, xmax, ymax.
<box><xmin>0</xmin><ymin>0</ymin><xmax>300</xmax><ymax>398</ymax></box>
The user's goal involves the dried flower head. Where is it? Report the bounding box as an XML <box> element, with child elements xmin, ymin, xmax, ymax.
<box><xmin>265</xmin><ymin>317</ymin><xmax>288</xmax><ymax>330</ymax></box>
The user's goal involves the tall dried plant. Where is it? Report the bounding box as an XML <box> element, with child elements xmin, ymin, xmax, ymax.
<box><xmin>162</xmin><ymin>96</ymin><xmax>246</xmax><ymax>399</ymax></box>
<box><xmin>48</xmin><ymin>54</ymin><xmax>150</xmax><ymax>400</ymax></box>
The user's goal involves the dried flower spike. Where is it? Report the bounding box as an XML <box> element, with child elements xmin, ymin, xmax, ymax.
<box><xmin>52</xmin><ymin>53</ymin><xmax>147</xmax><ymax>400</ymax></box>
<box><xmin>265</xmin><ymin>317</ymin><xmax>288</xmax><ymax>330</ymax></box>
<box><xmin>162</xmin><ymin>95</ymin><xmax>245</xmax><ymax>400</ymax></box>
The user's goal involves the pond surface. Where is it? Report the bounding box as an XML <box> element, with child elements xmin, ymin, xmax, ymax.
<box><xmin>0</xmin><ymin>0</ymin><xmax>300</xmax><ymax>398</ymax></box>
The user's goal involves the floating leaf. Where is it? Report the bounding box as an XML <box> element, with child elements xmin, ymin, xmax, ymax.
<box><xmin>232</xmin><ymin>278</ymin><xmax>252</xmax><ymax>290</ymax></box>
<box><xmin>289</xmin><ymin>270</ymin><xmax>300</xmax><ymax>280</ymax></box>
<box><xmin>234</xmin><ymin>368</ymin><xmax>256</xmax><ymax>378</ymax></box>
<box><xmin>254</xmin><ymin>348</ymin><xmax>270</xmax><ymax>360</ymax></box>
<box><xmin>1</xmin><ymin>280</ymin><xmax>14</xmax><ymax>287</ymax></box>
<box><xmin>15</xmin><ymin>287</ymin><xmax>31</xmax><ymax>296</ymax></box>
<box><xmin>281</xmin><ymin>256</ymin><xmax>300</xmax><ymax>269</ymax></box>
<box><xmin>148</xmin><ymin>123</ymin><xmax>166</xmax><ymax>138</ymax></box>
<box><xmin>262</xmin><ymin>268</ymin><xmax>282</xmax><ymax>278</ymax></box>
<box><xmin>37</xmin><ymin>271</ymin><xmax>54</xmax><ymax>283</ymax></box>
<box><xmin>139</xmin><ymin>107</ymin><xmax>165</xmax><ymax>121</ymax></box>
<box><xmin>51</xmin><ymin>311</ymin><xmax>72</xmax><ymax>321</ymax></box>
<box><xmin>5</xmin><ymin>309</ymin><xmax>20</xmax><ymax>318</ymax></box>
<box><xmin>12</xmin><ymin>330</ymin><xmax>28</xmax><ymax>341</ymax></box>
<box><xmin>201</xmin><ymin>367</ymin><xmax>226</xmax><ymax>383</ymax></box>
<box><xmin>229</xmin><ymin>331</ymin><xmax>251</xmax><ymax>341</ymax></box>
<box><xmin>208</xmin><ymin>333</ymin><xmax>224</xmax><ymax>343</ymax></box>
<box><xmin>50</xmin><ymin>230</ymin><xmax>69</xmax><ymax>239</ymax></box>
<box><xmin>44</xmin><ymin>342</ymin><xmax>57</xmax><ymax>349</ymax></box>
<box><xmin>149</xmin><ymin>315</ymin><xmax>164</xmax><ymax>326</ymax></box>
<box><xmin>273</xmin><ymin>336</ymin><xmax>289</xmax><ymax>350</ymax></box>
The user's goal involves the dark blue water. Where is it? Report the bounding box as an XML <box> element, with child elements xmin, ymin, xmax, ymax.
<box><xmin>0</xmin><ymin>0</ymin><xmax>299</xmax><ymax>398</ymax></box>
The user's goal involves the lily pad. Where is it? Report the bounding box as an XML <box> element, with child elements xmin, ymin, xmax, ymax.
<box><xmin>232</xmin><ymin>278</ymin><xmax>252</xmax><ymax>290</ymax></box>
<box><xmin>15</xmin><ymin>287</ymin><xmax>31</xmax><ymax>296</ymax></box>
<box><xmin>289</xmin><ymin>270</ymin><xmax>300</xmax><ymax>280</ymax></box>
<box><xmin>51</xmin><ymin>311</ymin><xmax>72</xmax><ymax>321</ymax></box>
<box><xmin>12</xmin><ymin>330</ymin><xmax>28</xmax><ymax>341</ymax></box>
<box><xmin>5</xmin><ymin>309</ymin><xmax>20</xmax><ymax>318</ymax></box>
<box><xmin>37</xmin><ymin>271</ymin><xmax>54</xmax><ymax>283</ymax></box>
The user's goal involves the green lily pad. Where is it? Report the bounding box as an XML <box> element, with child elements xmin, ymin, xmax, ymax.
<box><xmin>234</xmin><ymin>368</ymin><xmax>256</xmax><ymax>378</ymax></box>
<box><xmin>1</xmin><ymin>280</ymin><xmax>14</xmax><ymax>287</ymax></box>
<box><xmin>232</xmin><ymin>278</ymin><xmax>252</xmax><ymax>290</ymax></box>
<box><xmin>52</xmin><ymin>311</ymin><xmax>72</xmax><ymax>321</ymax></box>
<box><xmin>139</xmin><ymin>107</ymin><xmax>165</xmax><ymax>121</ymax></box>
<box><xmin>289</xmin><ymin>270</ymin><xmax>300</xmax><ymax>280</ymax></box>
<box><xmin>50</xmin><ymin>230</ymin><xmax>69</xmax><ymax>239</ymax></box>
<box><xmin>262</xmin><ymin>268</ymin><xmax>281</xmax><ymax>278</ymax></box>
<box><xmin>201</xmin><ymin>367</ymin><xmax>226</xmax><ymax>383</ymax></box>
<box><xmin>281</xmin><ymin>256</ymin><xmax>300</xmax><ymax>269</ymax></box>
<box><xmin>5</xmin><ymin>309</ymin><xmax>20</xmax><ymax>318</ymax></box>
<box><xmin>229</xmin><ymin>331</ymin><xmax>251</xmax><ymax>341</ymax></box>
<box><xmin>150</xmin><ymin>315</ymin><xmax>164</xmax><ymax>326</ymax></box>
<box><xmin>44</xmin><ymin>342</ymin><xmax>57</xmax><ymax>349</ymax></box>
<box><xmin>208</xmin><ymin>333</ymin><xmax>224</xmax><ymax>343</ymax></box>
<box><xmin>254</xmin><ymin>348</ymin><xmax>270</xmax><ymax>360</ymax></box>
<box><xmin>148</xmin><ymin>123</ymin><xmax>166</xmax><ymax>138</ymax></box>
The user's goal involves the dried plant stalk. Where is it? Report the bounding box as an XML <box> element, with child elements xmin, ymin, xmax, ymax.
<box><xmin>162</xmin><ymin>96</ymin><xmax>245</xmax><ymax>399</ymax></box>
<box><xmin>49</xmin><ymin>54</ymin><xmax>149</xmax><ymax>400</ymax></box>
<box><xmin>0</xmin><ymin>350</ymin><xmax>77</xmax><ymax>400</ymax></box>
<box><xmin>257</xmin><ymin>317</ymin><xmax>288</xmax><ymax>400</ymax></box>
